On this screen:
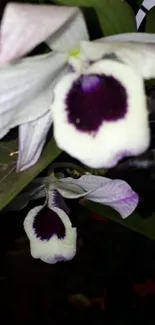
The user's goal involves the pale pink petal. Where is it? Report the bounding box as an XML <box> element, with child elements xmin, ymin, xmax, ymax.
<box><xmin>59</xmin><ymin>175</ymin><xmax>139</xmax><ymax>218</ymax></box>
<box><xmin>0</xmin><ymin>3</ymin><xmax>87</xmax><ymax>65</ymax></box>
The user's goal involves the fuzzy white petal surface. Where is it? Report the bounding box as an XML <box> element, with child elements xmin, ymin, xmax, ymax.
<box><xmin>52</xmin><ymin>60</ymin><xmax>149</xmax><ymax>168</ymax></box>
<box><xmin>24</xmin><ymin>205</ymin><xmax>77</xmax><ymax>264</ymax></box>
<box><xmin>81</xmin><ymin>38</ymin><xmax>155</xmax><ymax>79</ymax></box>
<box><xmin>47</xmin><ymin>8</ymin><xmax>88</xmax><ymax>52</ymax></box>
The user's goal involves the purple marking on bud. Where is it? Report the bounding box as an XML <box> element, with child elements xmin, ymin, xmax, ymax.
<box><xmin>45</xmin><ymin>255</ymin><xmax>69</xmax><ymax>264</ymax></box>
<box><xmin>67</xmin><ymin>63</ymin><xmax>75</xmax><ymax>73</ymax></box>
<box><xmin>33</xmin><ymin>206</ymin><xmax>65</xmax><ymax>241</ymax></box>
<box><xmin>66</xmin><ymin>74</ymin><xmax>127</xmax><ymax>133</ymax></box>
<box><xmin>52</xmin><ymin>190</ymin><xmax>69</xmax><ymax>215</ymax></box>
<box><xmin>115</xmin><ymin>151</ymin><xmax>130</xmax><ymax>162</ymax></box>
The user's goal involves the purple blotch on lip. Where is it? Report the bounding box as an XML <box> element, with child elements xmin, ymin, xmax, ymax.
<box><xmin>33</xmin><ymin>206</ymin><xmax>66</xmax><ymax>241</ymax></box>
<box><xmin>81</xmin><ymin>75</ymin><xmax>101</xmax><ymax>92</ymax></box>
<box><xmin>66</xmin><ymin>74</ymin><xmax>127</xmax><ymax>133</ymax></box>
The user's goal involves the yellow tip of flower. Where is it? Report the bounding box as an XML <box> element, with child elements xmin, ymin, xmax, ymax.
<box><xmin>68</xmin><ymin>48</ymin><xmax>80</xmax><ymax>58</ymax></box>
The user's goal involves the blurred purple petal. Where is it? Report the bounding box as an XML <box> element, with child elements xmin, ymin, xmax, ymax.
<box><xmin>17</xmin><ymin>110</ymin><xmax>52</xmax><ymax>171</ymax></box>
<box><xmin>87</xmin><ymin>179</ymin><xmax>139</xmax><ymax>219</ymax></box>
<box><xmin>60</xmin><ymin>175</ymin><xmax>139</xmax><ymax>218</ymax></box>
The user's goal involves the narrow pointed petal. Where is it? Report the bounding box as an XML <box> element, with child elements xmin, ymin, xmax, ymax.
<box><xmin>17</xmin><ymin>111</ymin><xmax>52</xmax><ymax>171</ymax></box>
<box><xmin>81</xmin><ymin>36</ymin><xmax>155</xmax><ymax>79</ymax></box>
<box><xmin>0</xmin><ymin>51</ymin><xmax>67</xmax><ymax>139</ymax></box>
<box><xmin>0</xmin><ymin>3</ymin><xmax>88</xmax><ymax>65</ymax></box>
<box><xmin>58</xmin><ymin>175</ymin><xmax>139</xmax><ymax>218</ymax></box>
<box><xmin>24</xmin><ymin>204</ymin><xmax>77</xmax><ymax>264</ymax></box>
<box><xmin>52</xmin><ymin>59</ymin><xmax>149</xmax><ymax>168</ymax></box>
<box><xmin>5</xmin><ymin>185</ymin><xmax>46</xmax><ymax>211</ymax></box>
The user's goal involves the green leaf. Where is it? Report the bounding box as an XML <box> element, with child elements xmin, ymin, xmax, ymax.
<box><xmin>56</xmin><ymin>0</ymin><xmax>92</xmax><ymax>6</ymax></box>
<box><xmin>57</xmin><ymin>0</ymin><xmax>137</xmax><ymax>35</ymax></box>
<box><xmin>145</xmin><ymin>6</ymin><xmax>155</xmax><ymax>33</ymax></box>
<box><xmin>84</xmin><ymin>201</ymin><xmax>155</xmax><ymax>240</ymax></box>
<box><xmin>0</xmin><ymin>138</ymin><xmax>61</xmax><ymax>210</ymax></box>
<box><xmin>136</xmin><ymin>0</ymin><xmax>143</xmax><ymax>7</ymax></box>
<box><xmin>95</xmin><ymin>0</ymin><xmax>137</xmax><ymax>35</ymax></box>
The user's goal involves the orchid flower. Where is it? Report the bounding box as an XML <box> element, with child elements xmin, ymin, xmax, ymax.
<box><xmin>0</xmin><ymin>3</ymin><xmax>88</xmax><ymax>171</ymax></box>
<box><xmin>24</xmin><ymin>189</ymin><xmax>77</xmax><ymax>264</ymax></box>
<box><xmin>23</xmin><ymin>174</ymin><xmax>139</xmax><ymax>263</ymax></box>
<box><xmin>1</xmin><ymin>4</ymin><xmax>155</xmax><ymax>172</ymax></box>
<box><xmin>52</xmin><ymin>32</ymin><xmax>155</xmax><ymax>168</ymax></box>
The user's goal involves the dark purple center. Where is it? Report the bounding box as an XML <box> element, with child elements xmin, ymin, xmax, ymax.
<box><xmin>66</xmin><ymin>74</ymin><xmax>127</xmax><ymax>132</ymax></box>
<box><xmin>33</xmin><ymin>206</ymin><xmax>66</xmax><ymax>241</ymax></box>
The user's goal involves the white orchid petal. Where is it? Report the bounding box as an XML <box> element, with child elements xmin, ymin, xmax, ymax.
<box><xmin>17</xmin><ymin>110</ymin><xmax>53</xmax><ymax>172</ymax></box>
<box><xmin>0</xmin><ymin>3</ymin><xmax>88</xmax><ymax>141</ymax></box>
<box><xmin>24</xmin><ymin>204</ymin><xmax>77</xmax><ymax>264</ymax></box>
<box><xmin>68</xmin><ymin>56</ymin><xmax>88</xmax><ymax>74</ymax></box>
<box><xmin>103</xmin><ymin>32</ymin><xmax>155</xmax><ymax>43</ymax></box>
<box><xmin>60</xmin><ymin>175</ymin><xmax>110</xmax><ymax>192</ymax></box>
<box><xmin>81</xmin><ymin>34</ymin><xmax>155</xmax><ymax>79</ymax></box>
<box><xmin>0</xmin><ymin>3</ymin><xmax>88</xmax><ymax>171</ymax></box>
<box><xmin>47</xmin><ymin>7</ymin><xmax>88</xmax><ymax>52</ymax></box>
<box><xmin>59</xmin><ymin>175</ymin><xmax>139</xmax><ymax>218</ymax></box>
<box><xmin>52</xmin><ymin>59</ymin><xmax>149</xmax><ymax>169</ymax></box>
<box><xmin>49</xmin><ymin>177</ymin><xmax>88</xmax><ymax>199</ymax></box>
<box><xmin>0</xmin><ymin>4</ymin><xmax>87</xmax><ymax>64</ymax></box>
<box><xmin>0</xmin><ymin>52</ymin><xmax>67</xmax><ymax>139</ymax></box>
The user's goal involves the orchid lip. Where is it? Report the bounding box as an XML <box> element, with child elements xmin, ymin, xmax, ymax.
<box><xmin>66</xmin><ymin>73</ymin><xmax>127</xmax><ymax>133</ymax></box>
<box><xmin>24</xmin><ymin>200</ymin><xmax>77</xmax><ymax>264</ymax></box>
<box><xmin>23</xmin><ymin>173</ymin><xmax>140</xmax><ymax>265</ymax></box>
